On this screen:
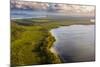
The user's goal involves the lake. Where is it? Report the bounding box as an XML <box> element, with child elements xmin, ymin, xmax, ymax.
<box><xmin>11</xmin><ymin>9</ymin><xmax>94</xmax><ymax>20</ymax></box>
<box><xmin>50</xmin><ymin>25</ymin><xmax>95</xmax><ymax>63</ymax></box>
<box><xmin>10</xmin><ymin>9</ymin><xmax>67</xmax><ymax>19</ymax></box>
<box><xmin>11</xmin><ymin>9</ymin><xmax>48</xmax><ymax>19</ymax></box>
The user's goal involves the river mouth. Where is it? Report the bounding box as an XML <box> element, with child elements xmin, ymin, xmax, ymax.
<box><xmin>50</xmin><ymin>24</ymin><xmax>95</xmax><ymax>63</ymax></box>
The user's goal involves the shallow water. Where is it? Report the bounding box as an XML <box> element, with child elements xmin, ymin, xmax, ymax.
<box><xmin>50</xmin><ymin>25</ymin><xmax>95</xmax><ymax>63</ymax></box>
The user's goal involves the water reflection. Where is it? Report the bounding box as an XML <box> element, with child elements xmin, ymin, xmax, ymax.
<box><xmin>50</xmin><ymin>25</ymin><xmax>95</xmax><ymax>62</ymax></box>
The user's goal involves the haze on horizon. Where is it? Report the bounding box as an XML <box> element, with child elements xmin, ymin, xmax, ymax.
<box><xmin>11</xmin><ymin>0</ymin><xmax>95</xmax><ymax>17</ymax></box>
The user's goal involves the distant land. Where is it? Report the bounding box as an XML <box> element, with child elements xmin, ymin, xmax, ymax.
<box><xmin>11</xmin><ymin>0</ymin><xmax>95</xmax><ymax>66</ymax></box>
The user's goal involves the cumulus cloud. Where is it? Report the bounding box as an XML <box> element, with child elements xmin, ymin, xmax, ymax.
<box><xmin>11</xmin><ymin>0</ymin><xmax>95</xmax><ymax>16</ymax></box>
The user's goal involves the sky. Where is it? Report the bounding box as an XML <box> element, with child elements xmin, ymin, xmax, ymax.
<box><xmin>11</xmin><ymin>0</ymin><xmax>95</xmax><ymax>16</ymax></box>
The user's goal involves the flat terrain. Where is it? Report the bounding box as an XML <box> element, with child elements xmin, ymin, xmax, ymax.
<box><xmin>11</xmin><ymin>18</ymin><xmax>94</xmax><ymax>66</ymax></box>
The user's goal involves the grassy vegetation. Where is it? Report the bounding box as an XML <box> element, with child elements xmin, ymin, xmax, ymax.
<box><xmin>11</xmin><ymin>18</ymin><xmax>94</xmax><ymax>66</ymax></box>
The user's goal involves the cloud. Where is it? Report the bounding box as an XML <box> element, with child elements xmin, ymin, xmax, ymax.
<box><xmin>11</xmin><ymin>0</ymin><xmax>95</xmax><ymax>16</ymax></box>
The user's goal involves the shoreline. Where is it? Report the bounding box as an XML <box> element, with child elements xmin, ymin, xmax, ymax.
<box><xmin>11</xmin><ymin>18</ymin><xmax>95</xmax><ymax>66</ymax></box>
<box><xmin>49</xmin><ymin>24</ymin><xmax>95</xmax><ymax>63</ymax></box>
<box><xmin>11</xmin><ymin>21</ymin><xmax>61</xmax><ymax>66</ymax></box>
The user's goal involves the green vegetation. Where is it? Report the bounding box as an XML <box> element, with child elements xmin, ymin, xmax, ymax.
<box><xmin>11</xmin><ymin>18</ymin><xmax>94</xmax><ymax>66</ymax></box>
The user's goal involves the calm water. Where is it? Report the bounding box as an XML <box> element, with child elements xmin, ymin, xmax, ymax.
<box><xmin>10</xmin><ymin>9</ymin><xmax>66</xmax><ymax>19</ymax></box>
<box><xmin>50</xmin><ymin>25</ymin><xmax>95</xmax><ymax>62</ymax></box>
<box><xmin>11</xmin><ymin>9</ymin><xmax>94</xmax><ymax>19</ymax></box>
<box><xmin>11</xmin><ymin>9</ymin><xmax>47</xmax><ymax>19</ymax></box>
